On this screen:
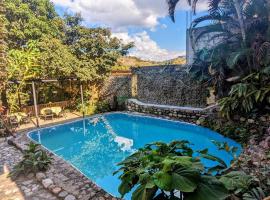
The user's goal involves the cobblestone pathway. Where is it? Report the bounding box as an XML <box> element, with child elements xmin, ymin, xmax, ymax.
<box><xmin>0</xmin><ymin>139</ymin><xmax>59</xmax><ymax>200</ymax></box>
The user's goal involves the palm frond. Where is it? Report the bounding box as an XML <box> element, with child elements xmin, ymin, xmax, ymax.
<box><xmin>191</xmin><ymin>24</ymin><xmax>229</xmax><ymax>45</ymax></box>
<box><xmin>226</xmin><ymin>48</ymin><xmax>252</xmax><ymax>69</ymax></box>
<box><xmin>167</xmin><ymin>0</ymin><xmax>180</xmax><ymax>22</ymax></box>
<box><xmin>208</xmin><ymin>0</ymin><xmax>222</xmax><ymax>14</ymax></box>
<box><xmin>257</xmin><ymin>41</ymin><xmax>270</xmax><ymax>64</ymax></box>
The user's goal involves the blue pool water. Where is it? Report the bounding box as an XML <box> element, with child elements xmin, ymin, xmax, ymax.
<box><xmin>28</xmin><ymin>112</ymin><xmax>241</xmax><ymax>199</ymax></box>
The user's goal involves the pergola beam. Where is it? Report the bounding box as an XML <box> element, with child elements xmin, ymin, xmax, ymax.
<box><xmin>8</xmin><ymin>78</ymin><xmax>79</xmax><ymax>84</ymax></box>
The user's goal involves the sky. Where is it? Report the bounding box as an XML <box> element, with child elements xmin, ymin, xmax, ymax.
<box><xmin>51</xmin><ymin>0</ymin><xmax>208</xmax><ymax>61</ymax></box>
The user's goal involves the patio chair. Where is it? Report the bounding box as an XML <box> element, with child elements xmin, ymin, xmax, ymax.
<box><xmin>0</xmin><ymin>116</ymin><xmax>16</xmax><ymax>138</ymax></box>
<box><xmin>51</xmin><ymin>106</ymin><xmax>62</xmax><ymax>118</ymax></box>
<box><xmin>20</xmin><ymin>112</ymin><xmax>32</xmax><ymax>124</ymax></box>
<box><xmin>8</xmin><ymin>115</ymin><xmax>20</xmax><ymax>128</ymax></box>
<box><xmin>43</xmin><ymin>109</ymin><xmax>54</xmax><ymax>120</ymax></box>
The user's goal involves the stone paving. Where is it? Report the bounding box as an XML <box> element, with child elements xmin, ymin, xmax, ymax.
<box><xmin>0</xmin><ymin>139</ymin><xmax>59</xmax><ymax>200</ymax></box>
<box><xmin>8</xmin><ymin>134</ymin><xmax>120</xmax><ymax>200</ymax></box>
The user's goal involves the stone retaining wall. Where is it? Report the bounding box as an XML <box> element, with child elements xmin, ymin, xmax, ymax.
<box><xmin>131</xmin><ymin>65</ymin><xmax>208</xmax><ymax>107</ymax></box>
<box><xmin>100</xmin><ymin>73</ymin><xmax>131</xmax><ymax>107</ymax></box>
<box><xmin>126</xmin><ymin>99</ymin><xmax>213</xmax><ymax>123</ymax></box>
<box><xmin>100</xmin><ymin>66</ymin><xmax>209</xmax><ymax>109</ymax></box>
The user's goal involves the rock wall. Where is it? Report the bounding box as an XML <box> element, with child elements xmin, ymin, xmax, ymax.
<box><xmin>132</xmin><ymin>65</ymin><xmax>208</xmax><ymax>107</ymax></box>
<box><xmin>100</xmin><ymin>73</ymin><xmax>132</xmax><ymax>106</ymax></box>
<box><xmin>126</xmin><ymin>99</ymin><xmax>212</xmax><ymax>123</ymax></box>
<box><xmin>100</xmin><ymin>66</ymin><xmax>209</xmax><ymax>108</ymax></box>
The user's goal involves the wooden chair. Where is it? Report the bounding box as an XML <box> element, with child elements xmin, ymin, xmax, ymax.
<box><xmin>8</xmin><ymin>115</ymin><xmax>20</xmax><ymax>128</ymax></box>
<box><xmin>43</xmin><ymin>109</ymin><xmax>54</xmax><ymax>120</ymax></box>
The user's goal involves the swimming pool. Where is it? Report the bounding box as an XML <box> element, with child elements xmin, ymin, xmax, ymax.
<box><xmin>28</xmin><ymin>112</ymin><xmax>241</xmax><ymax>199</ymax></box>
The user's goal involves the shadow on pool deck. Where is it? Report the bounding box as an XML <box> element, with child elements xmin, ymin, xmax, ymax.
<box><xmin>0</xmin><ymin>139</ymin><xmax>60</xmax><ymax>200</ymax></box>
<box><xmin>0</xmin><ymin>165</ymin><xmax>25</xmax><ymax>200</ymax></box>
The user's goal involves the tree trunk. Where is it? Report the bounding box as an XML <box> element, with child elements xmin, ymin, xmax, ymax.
<box><xmin>233</xmin><ymin>0</ymin><xmax>246</xmax><ymax>44</ymax></box>
<box><xmin>0</xmin><ymin>0</ymin><xmax>8</xmax><ymax>109</ymax></box>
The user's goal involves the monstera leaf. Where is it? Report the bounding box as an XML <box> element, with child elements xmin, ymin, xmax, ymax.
<box><xmin>132</xmin><ymin>183</ymin><xmax>157</xmax><ymax>200</ymax></box>
<box><xmin>185</xmin><ymin>176</ymin><xmax>229</xmax><ymax>200</ymax></box>
<box><xmin>171</xmin><ymin>168</ymin><xmax>200</xmax><ymax>192</ymax></box>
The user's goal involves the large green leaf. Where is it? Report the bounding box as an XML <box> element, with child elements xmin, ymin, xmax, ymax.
<box><xmin>153</xmin><ymin>171</ymin><xmax>172</xmax><ymax>191</ymax></box>
<box><xmin>219</xmin><ymin>171</ymin><xmax>252</xmax><ymax>193</ymax></box>
<box><xmin>171</xmin><ymin>169</ymin><xmax>199</xmax><ymax>192</ymax></box>
<box><xmin>131</xmin><ymin>184</ymin><xmax>157</xmax><ymax>200</ymax></box>
<box><xmin>199</xmin><ymin>151</ymin><xmax>227</xmax><ymax>168</ymax></box>
<box><xmin>185</xmin><ymin>176</ymin><xmax>229</xmax><ymax>200</ymax></box>
<box><xmin>118</xmin><ymin>180</ymin><xmax>132</xmax><ymax>197</ymax></box>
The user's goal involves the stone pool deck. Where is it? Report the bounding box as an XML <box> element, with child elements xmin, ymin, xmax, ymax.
<box><xmin>2</xmin><ymin>131</ymin><xmax>119</xmax><ymax>200</ymax></box>
<box><xmin>0</xmin><ymin>138</ymin><xmax>59</xmax><ymax>200</ymax></box>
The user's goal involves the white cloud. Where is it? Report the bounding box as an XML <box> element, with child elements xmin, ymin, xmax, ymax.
<box><xmin>51</xmin><ymin>0</ymin><xmax>208</xmax><ymax>30</ymax></box>
<box><xmin>51</xmin><ymin>0</ymin><xmax>208</xmax><ymax>61</ymax></box>
<box><xmin>113</xmin><ymin>31</ymin><xmax>185</xmax><ymax>62</ymax></box>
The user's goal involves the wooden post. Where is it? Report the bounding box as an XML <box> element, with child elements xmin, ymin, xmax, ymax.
<box><xmin>80</xmin><ymin>84</ymin><xmax>85</xmax><ymax>118</ymax></box>
<box><xmin>32</xmin><ymin>82</ymin><xmax>39</xmax><ymax>127</ymax></box>
<box><xmin>131</xmin><ymin>74</ymin><xmax>138</xmax><ymax>98</ymax></box>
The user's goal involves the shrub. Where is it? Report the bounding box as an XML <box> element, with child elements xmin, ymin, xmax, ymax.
<box><xmin>197</xmin><ymin>117</ymin><xmax>250</xmax><ymax>143</ymax></box>
<box><xmin>219</xmin><ymin>67</ymin><xmax>270</xmax><ymax>119</ymax></box>
<box><xmin>95</xmin><ymin>100</ymin><xmax>111</xmax><ymax>113</ymax></box>
<box><xmin>114</xmin><ymin>141</ymin><xmax>231</xmax><ymax>200</ymax></box>
<box><xmin>115</xmin><ymin>140</ymin><xmax>269</xmax><ymax>200</ymax></box>
<box><xmin>10</xmin><ymin>142</ymin><xmax>52</xmax><ymax>177</ymax></box>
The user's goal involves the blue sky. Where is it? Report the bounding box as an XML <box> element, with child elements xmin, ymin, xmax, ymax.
<box><xmin>52</xmin><ymin>0</ymin><xmax>208</xmax><ymax>61</ymax></box>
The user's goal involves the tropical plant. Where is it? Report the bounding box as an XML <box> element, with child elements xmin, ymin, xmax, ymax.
<box><xmin>197</xmin><ymin>117</ymin><xmax>250</xmax><ymax>143</ymax></box>
<box><xmin>114</xmin><ymin>141</ymin><xmax>230</xmax><ymax>200</ymax></box>
<box><xmin>219</xmin><ymin>67</ymin><xmax>270</xmax><ymax>118</ymax></box>
<box><xmin>7</xmin><ymin>41</ymin><xmax>41</xmax><ymax>111</ymax></box>
<box><xmin>11</xmin><ymin>142</ymin><xmax>52</xmax><ymax>177</ymax></box>
<box><xmin>168</xmin><ymin>0</ymin><xmax>270</xmax><ymax>114</ymax></box>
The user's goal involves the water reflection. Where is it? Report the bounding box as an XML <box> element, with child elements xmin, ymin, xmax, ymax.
<box><xmin>67</xmin><ymin>118</ymin><xmax>133</xmax><ymax>180</ymax></box>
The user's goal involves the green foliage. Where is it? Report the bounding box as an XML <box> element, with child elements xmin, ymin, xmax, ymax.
<box><xmin>0</xmin><ymin>0</ymin><xmax>8</xmax><ymax>106</ymax></box>
<box><xmin>4</xmin><ymin>0</ymin><xmax>133</xmax><ymax>110</ymax></box>
<box><xmin>198</xmin><ymin>117</ymin><xmax>251</xmax><ymax>143</ymax></box>
<box><xmin>4</xmin><ymin>0</ymin><xmax>61</xmax><ymax>48</ymax></box>
<box><xmin>115</xmin><ymin>141</ymin><xmax>230</xmax><ymax>200</ymax></box>
<box><xmin>7</xmin><ymin>41</ymin><xmax>41</xmax><ymax>111</ymax></box>
<box><xmin>115</xmin><ymin>140</ymin><xmax>270</xmax><ymax>200</ymax></box>
<box><xmin>78</xmin><ymin>100</ymin><xmax>111</xmax><ymax>115</ymax></box>
<box><xmin>11</xmin><ymin>142</ymin><xmax>52</xmax><ymax>177</ymax></box>
<box><xmin>219</xmin><ymin>67</ymin><xmax>270</xmax><ymax>118</ymax></box>
<box><xmin>95</xmin><ymin>101</ymin><xmax>111</xmax><ymax>113</ymax></box>
<box><xmin>170</xmin><ymin>0</ymin><xmax>270</xmax><ymax>103</ymax></box>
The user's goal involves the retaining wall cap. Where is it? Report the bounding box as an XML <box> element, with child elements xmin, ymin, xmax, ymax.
<box><xmin>127</xmin><ymin>99</ymin><xmax>206</xmax><ymax>112</ymax></box>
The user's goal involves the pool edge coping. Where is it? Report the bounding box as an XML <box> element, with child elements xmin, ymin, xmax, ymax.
<box><xmin>18</xmin><ymin>111</ymin><xmax>242</xmax><ymax>199</ymax></box>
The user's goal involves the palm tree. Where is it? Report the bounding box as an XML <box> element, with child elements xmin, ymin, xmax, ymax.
<box><xmin>0</xmin><ymin>0</ymin><xmax>8</xmax><ymax>108</ymax></box>
<box><xmin>167</xmin><ymin>0</ymin><xmax>247</xmax><ymax>44</ymax></box>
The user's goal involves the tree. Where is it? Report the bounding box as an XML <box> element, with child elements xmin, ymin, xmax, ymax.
<box><xmin>38</xmin><ymin>36</ymin><xmax>79</xmax><ymax>79</ymax></box>
<box><xmin>0</xmin><ymin>0</ymin><xmax>8</xmax><ymax>108</ymax></box>
<box><xmin>7</xmin><ymin>41</ymin><xmax>41</xmax><ymax>111</ymax></box>
<box><xmin>4</xmin><ymin>0</ymin><xmax>62</xmax><ymax>49</ymax></box>
<box><xmin>3</xmin><ymin>0</ymin><xmax>133</xmax><ymax>111</ymax></box>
